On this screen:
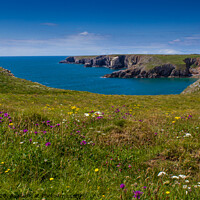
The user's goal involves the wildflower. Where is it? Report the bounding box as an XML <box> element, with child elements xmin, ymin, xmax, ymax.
<box><xmin>45</xmin><ymin>142</ymin><xmax>51</xmax><ymax>146</ymax></box>
<box><xmin>49</xmin><ymin>178</ymin><xmax>54</xmax><ymax>181</ymax></box>
<box><xmin>20</xmin><ymin>141</ymin><xmax>24</xmax><ymax>144</ymax></box>
<box><xmin>154</xmin><ymin>132</ymin><xmax>158</xmax><ymax>135</ymax></box>
<box><xmin>1</xmin><ymin>162</ymin><xmax>4</xmax><ymax>164</ymax></box>
<box><xmin>120</xmin><ymin>184</ymin><xmax>125</xmax><ymax>189</ymax></box>
<box><xmin>175</xmin><ymin>117</ymin><xmax>181</xmax><ymax>120</ymax></box>
<box><xmin>128</xmin><ymin>164</ymin><xmax>132</xmax><ymax>168</ymax></box>
<box><xmin>23</xmin><ymin>129</ymin><xmax>28</xmax><ymax>133</ymax></box>
<box><xmin>80</xmin><ymin>140</ymin><xmax>87</xmax><ymax>145</ymax></box>
<box><xmin>166</xmin><ymin>191</ymin><xmax>170</xmax><ymax>194</ymax></box>
<box><xmin>29</xmin><ymin>139</ymin><xmax>32</xmax><ymax>142</ymax></box>
<box><xmin>133</xmin><ymin>191</ymin><xmax>143</xmax><ymax>199</ymax></box>
<box><xmin>102</xmin><ymin>195</ymin><xmax>105</xmax><ymax>198</ymax></box>
<box><xmin>84</xmin><ymin>113</ymin><xmax>90</xmax><ymax>117</ymax></box>
<box><xmin>185</xmin><ymin>180</ymin><xmax>189</xmax><ymax>183</ymax></box>
<box><xmin>95</xmin><ymin>168</ymin><xmax>99</xmax><ymax>172</ymax></box>
<box><xmin>143</xmin><ymin>186</ymin><xmax>147</xmax><ymax>189</ymax></box>
<box><xmin>179</xmin><ymin>175</ymin><xmax>186</xmax><ymax>179</ymax></box>
<box><xmin>66</xmin><ymin>186</ymin><xmax>70</xmax><ymax>188</ymax></box>
<box><xmin>9</xmin><ymin>123</ymin><xmax>13</xmax><ymax>126</ymax></box>
<box><xmin>158</xmin><ymin>171</ymin><xmax>167</xmax><ymax>176</ymax></box>
<box><xmin>172</xmin><ymin>121</ymin><xmax>176</xmax><ymax>123</ymax></box>
<box><xmin>183</xmin><ymin>185</ymin><xmax>187</xmax><ymax>189</ymax></box>
<box><xmin>183</xmin><ymin>133</ymin><xmax>192</xmax><ymax>137</ymax></box>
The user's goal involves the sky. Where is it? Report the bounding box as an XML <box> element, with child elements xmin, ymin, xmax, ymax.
<box><xmin>0</xmin><ymin>0</ymin><xmax>200</xmax><ymax>56</ymax></box>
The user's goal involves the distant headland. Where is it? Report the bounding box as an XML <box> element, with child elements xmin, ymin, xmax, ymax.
<box><xmin>60</xmin><ymin>54</ymin><xmax>200</xmax><ymax>79</ymax></box>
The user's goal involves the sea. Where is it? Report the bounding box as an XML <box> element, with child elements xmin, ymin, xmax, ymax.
<box><xmin>0</xmin><ymin>56</ymin><xmax>197</xmax><ymax>95</ymax></box>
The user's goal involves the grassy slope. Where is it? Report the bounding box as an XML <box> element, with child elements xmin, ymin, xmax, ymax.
<box><xmin>0</xmin><ymin>70</ymin><xmax>200</xmax><ymax>199</ymax></box>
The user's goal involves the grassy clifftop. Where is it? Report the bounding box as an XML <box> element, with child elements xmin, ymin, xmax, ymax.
<box><xmin>0</xmin><ymin>68</ymin><xmax>200</xmax><ymax>199</ymax></box>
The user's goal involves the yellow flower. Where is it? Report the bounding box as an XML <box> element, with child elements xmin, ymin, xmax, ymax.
<box><xmin>102</xmin><ymin>195</ymin><xmax>105</xmax><ymax>197</ymax></box>
<box><xmin>71</xmin><ymin>106</ymin><xmax>77</xmax><ymax>110</ymax></box>
<box><xmin>95</xmin><ymin>168</ymin><xmax>99</xmax><ymax>172</ymax></box>
<box><xmin>175</xmin><ymin>117</ymin><xmax>181</xmax><ymax>120</ymax></box>
<box><xmin>172</xmin><ymin>121</ymin><xmax>176</xmax><ymax>123</ymax></box>
<box><xmin>9</xmin><ymin>123</ymin><xmax>13</xmax><ymax>126</ymax></box>
<box><xmin>166</xmin><ymin>191</ymin><xmax>170</xmax><ymax>194</ymax></box>
<box><xmin>1</xmin><ymin>162</ymin><xmax>4</xmax><ymax>164</ymax></box>
<box><xmin>49</xmin><ymin>178</ymin><xmax>54</xmax><ymax>181</ymax></box>
<box><xmin>66</xmin><ymin>186</ymin><xmax>70</xmax><ymax>188</ymax></box>
<box><xmin>7</xmin><ymin>169</ymin><xmax>10</xmax><ymax>171</ymax></box>
<box><xmin>97</xmin><ymin>186</ymin><xmax>100</xmax><ymax>190</ymax></box>
<box><xmin>5</xmin><ymin>171</ymin><xmax>8</xmax><ymax>173</ymax></box>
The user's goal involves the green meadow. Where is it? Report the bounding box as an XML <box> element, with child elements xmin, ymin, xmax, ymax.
<box><xmin>0</xmin><ymin>67</ymin><xmax>200</xmax><ymax>199</ymax></box>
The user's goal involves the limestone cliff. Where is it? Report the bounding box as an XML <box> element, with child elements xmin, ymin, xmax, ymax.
<box><xmin>60</xmin><ymin>54</ymin><xmax>200</xmax><ymax>78</ymax></box>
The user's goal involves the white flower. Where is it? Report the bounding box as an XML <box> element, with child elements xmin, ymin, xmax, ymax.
<box><xmin>20</xmin><ymin>142</ymin><xmax>24</xmax><ymax>144</ymax></box>
<box><xmin>33</xmin><ymin>142</ymin><xmax>38</xmax><ymax>144</ymax></box>
<box><xmin>158</xmin><ymin>171</ymin><xmax>167</xmax><ymax>176</ymax></box>
<box><xmin>183</xmin><ymin>133</ymin><xmax>192</xmax><ymax>137</ymax></box>
<box><xmin>188</xmin><ymin>187</ymin><xmax>191</xmax><ymax>190</ymax></box>
<box><xmin>84</xmin><ymin>113</ymin><xmax>90</xmax><ymax>117</ymax></box>
<box><xmin>183</xmin><ymin>185</ymin><xmax>187</xmax><ymax>189</ymax></box>
<box><xmin>186</xmin><ymin>191</ymin><xmax>188</xmax><ymax>195</ymax></box>
<box><xmin>171</xmin><ymin>176</ymin><xmax>179</xmax><ymax>179</ymax></box>
<box><xmin>185</xmin><ymin>180</ymin><xmax>189</xmax><ymax>183</ymax></box>
<box><xmin>179</xmin><ymin>175</ymin><xmax>187</xmax><ymax>179</ymax></box>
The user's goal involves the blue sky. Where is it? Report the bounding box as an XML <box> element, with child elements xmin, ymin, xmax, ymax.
<box><xmin>1</xmin><ymin>0</ymin><xmax>200</xmax><ymax>56</ymax></box>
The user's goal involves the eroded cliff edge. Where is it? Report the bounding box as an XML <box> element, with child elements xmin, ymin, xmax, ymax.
<box><xmin>60</xmin><ymin>55</ymin><xmax>200</xmax><ymax>78</ymax></box>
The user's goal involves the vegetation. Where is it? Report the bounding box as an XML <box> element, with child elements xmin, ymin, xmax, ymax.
<box><xmin>0</xmin><ymin>68</ymin><xmax>200</xmax><ymax>199</ymax></box>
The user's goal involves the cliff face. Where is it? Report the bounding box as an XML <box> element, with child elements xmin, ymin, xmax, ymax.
<box><xmin>60</xmin><ymin>55</ymin><xmax>200</xmax><ymax>78</ymax></box>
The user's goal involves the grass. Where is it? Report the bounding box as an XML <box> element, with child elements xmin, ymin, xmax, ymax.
<box><xmin>0</xmin><ymin>68</ymin><xmax>200</xmax><ymax>199</ymax></box>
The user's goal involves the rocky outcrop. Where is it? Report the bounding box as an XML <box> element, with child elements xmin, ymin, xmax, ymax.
<box><xmin>0</xmin><ymin>67</ymin><xmax>14</xmax><ymax>76</ymax></box>
<box><xmin>60</xmin><ymin>55</ymin><xmax>200</xmax><ymax>78</ymax></box>
<box><xmin>182</xmin><ymin>79</ymin><xmax>200</xmax><ymax>94</ymax></box>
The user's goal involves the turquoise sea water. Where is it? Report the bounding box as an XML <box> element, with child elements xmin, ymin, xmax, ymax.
<box><xmin>0</xmin><ymin>56</ymin><xmax>197</xmax><ymax>95</ymax></box>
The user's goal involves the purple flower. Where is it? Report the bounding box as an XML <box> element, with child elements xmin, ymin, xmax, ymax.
<box><xmin>143</xmin><ymin>186</ymin><xmax>147</xmax><ymax>189</ymax></box>
<box><xmin>120</xmin><ymin>184</ymin><xmax>125</xmax><ymax>189</ymax></box>
<box><xmin>4</xmin><ymin>113</ymin><xmax>8</xmax><ymax>117</ymax></box>
<box><xmin>0</xmin><ymin>117</ymin><xmax>3</xmax><ymax>120</ymax></box>
<box><xmin>23</xmin><ymin>129</ymin><xmax>28</xmax><ymax>133</ymax></box>
<box><xmin>155</xmin><ymin>132</ymin><xmax>158</xmax><ymax>135</ymax></box>
<box><xmin>46</xmin><ymin>120</ymin><xmax>50</xmax><ymax>123</ymax></box>
<box><xmin>45</xmin><ymin>142</ymin><xmax>51</xmax><ymax>146</ymax></box>
<box><xmin>29</xmin><ymin>139</ymin><xmax>32</xmax><ymax>142</ymax></box>
<box><xmin>128</xmin><ymin>164</ymin><xmax>132</xmax><ymax>168</ymax></box>
<box><xmin>34</xmin><ymin>131</ymin><xmax>38</xmax><ymax>135</ymax></box>
<box><xmin>56</xmin><ymin>123</ymin><xmax>60</xmax><ymax>126</ymax></box>
<box><xmin>80</xmin><ymin>140</ymin><xmax>87</xmax><ymax>145</ymax></box>
<box><xmin>35</xmin><ymin>123</ymin><xmax>39</xmax><ymax>126</ymax></box>
<box><xmin>43</xmin><ymin>131</ymin><xmax>47</xmax><ymax>134</ymax></box>
<box><xmin>133</xmin><ymin>191</ymin><xmax>143</xmax><ymax>199</ymax></box>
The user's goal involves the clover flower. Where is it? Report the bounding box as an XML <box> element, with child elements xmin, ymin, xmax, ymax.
<box><xmin>80</xmin><ymin>140</ymin><xmax>87</xmax><ymax>145</ymax></box>
<box><xmin>45</xmin><ymin>142</ymin><xmax>51</xmax><ymax>146</ymax></box>
<box><xmin>133</xmin><ymin>190</ymin><xmax>143</xmax><ymax>199</ymax></box>
<box><xmin>120</xmin><ymin>184</ymin><xmax>125</xmax><ymax>189</ymax></box>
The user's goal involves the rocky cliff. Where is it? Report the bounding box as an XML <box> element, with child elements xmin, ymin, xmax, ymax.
<box><xmin>60</xmin><ymin>55</ymin><xmax>200</xmax><ymax>78</ymax></box>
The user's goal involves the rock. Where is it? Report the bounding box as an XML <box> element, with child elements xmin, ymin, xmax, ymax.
<box><xmin>60</xmin><ymin>55</ymin><xmax>200</xmax><ymax>78</ymax></box>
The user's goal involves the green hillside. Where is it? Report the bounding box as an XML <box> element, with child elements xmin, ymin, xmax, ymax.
<box><xmin>0</xmin><ymin>68</ymin><xmax>200</xmax><ymax>199</ymax></box>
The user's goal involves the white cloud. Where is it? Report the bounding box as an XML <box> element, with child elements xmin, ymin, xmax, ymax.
<box><xmin>169</xmin><ymin>39</ymin><xmax>181</xmax><ymax>44</ymax></box>
<box><xmin>40</xmin><ymin>23</ymin><xmax>58</xmax><ymax>26</ymax></box>
<box><xmin>158</xmin><ymin>49</ymin><xmax>181</xmax><ymax>54</ymax></box>
<box><xmin>79</xmin><ymin>31</ymin><xmax>89</xmax><ymax>36</ymax></box>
